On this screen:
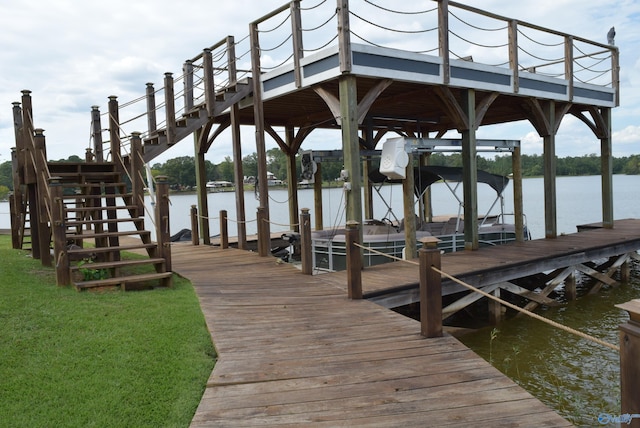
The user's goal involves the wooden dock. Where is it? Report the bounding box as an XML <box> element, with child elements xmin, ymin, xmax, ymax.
<box><xmin>322</xmin><ymin>218</ymin><xmax>640</xmax><ymax>309</ymax></box>
<box><xmin>172</xmin><ymin>245</ymin><xmax>571</xmax><ymax>426</ymax></box>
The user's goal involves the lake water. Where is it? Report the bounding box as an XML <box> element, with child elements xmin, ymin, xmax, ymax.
<box><xmin>1</xmin><ymin>174</ymin><xmax>639</xmax><ymax>426</ymax></box>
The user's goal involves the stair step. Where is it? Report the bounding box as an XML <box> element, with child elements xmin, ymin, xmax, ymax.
<box><xmin>70</xmin><ymin>257</ymin><xmax>166</xmax><ymax>271</ymax></box>
<box><xmin>66</xmin><ymin>230</ymin><xmax>151</xmax><ymax>240</ymax></box>
<box><xmin>67</xmin><ymin>242</ymin><xmax>158</xmax><ymax>256</ymax></box>
<box><xmin>66</xmin><ymin>217</ymin><xmax>144</xmax><ymax>227</ymax></box>
<box><xmin>74</xmin><ymin>182</ymin><xmax>127</xmax><ymax>188</ymax></box>
<box><xmin>65</xmin><ymin>205</ymin><xmax>138</xmax><ymax>213</ymax></box>
<box><xmin>62</xmin><ymin>193</ymin><xmax>134</xmax><ymax>200</ymax></box>
<box><xmin>74</xmin><ymin>272</ymin><xmax>172</xmax><ymax>290</ymax></box>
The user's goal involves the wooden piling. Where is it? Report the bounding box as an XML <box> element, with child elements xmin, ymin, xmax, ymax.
<box><xmin>300</xmin><ymin>208</ymin><xmax>312</xmax><ymax>275</ymax></box>
<box><xmin>616</xmin><ymin>299</ymin><xmax>640</xmax><ymax>425</ymax></box>
<box><xmin>345</xmin><ymin>221</ymin><xmax>362</xmax><ymax>299</ymax></box>
<box><xmin>419</xmin><ymin>237</ymin><xmax>442</xmax><ymax>338</ymax></box>
<box><xmin>190</xmin><ymin>205</ymin><xmax>199</xmax><ymax>246</ymax></box>
<box><xmin>257</xmin><ymin>207</ymin><xmax>268</xmax><ymax>257</ymax></box>
<box><xmin>220</xmin><ymin>210</ymin><xmax>229</xmax><ymax>249</ymax></box>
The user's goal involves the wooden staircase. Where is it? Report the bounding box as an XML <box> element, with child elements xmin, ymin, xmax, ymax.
<box><xmin>142</xmin><ymin>80</ymin><xmax>252</xmax><ymax>162</ymax></box>
<box><xmin>47</xmin><ymin>161</ymin><xmax>172</xmax><ymax>290</ymax></box>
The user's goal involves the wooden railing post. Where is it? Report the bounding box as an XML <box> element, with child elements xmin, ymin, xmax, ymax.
<box><xmin>616</xmin><ymin>299</ymin><xmax>640</xmax><ymax>422</ymax></box>
<box><xmin>183</xmin><ymin>59</ymin><xmax>194</xmax><ymax>112</ymax></box>
<box><xmin>163</xmin><ymin>73</ymin><xmax>176</xmax><ymax>146</ymax></box>
<box><xmin>33</xmin><ymin>128</ymin><xmax>52</xmax><ymax>267</ymax></box>
<box><xmin>146</xmin><ymin>82</ymin><xmax>157</xmax><ymax>135</ymax></box>
<box><xmin>190</xmin><ymin>205</ymin><xmax>200</xmax><ymax>246</ymax></box>
<box><xmin>419</xmin><ymin>237</ymin><xmax>442</xmax><ymax>338</ymax></box>
<box><xmin>203</xmin><ymin>48</ymin><xmax>215</xmax><ymax>118</ymax></box>
<box><xmin>438</xmin><ymin>0</ymin><xmax>450</xmax><ymax>85</ymax></box>
<box><xmin>49</xmin><ymin>177</ymin><xmax>70</xmax><ymax>286</ymax></box>
<box><xmin>90</xmin><ymin>105</ymin><xmax>103</xmax><ymax>162</ymax></box>
<box><xmin>345</xmin><ymin>221</ymin><xmax>362</xmax><ymax>299</ymax></box>
<box><xmin>300</xmin><ymin>208</ymin><xmax>312</xmax><ymax>275</ymax></box>
<box><xmin>108</xmin><ymin>95</ymin><xmax>122</xmax><ymax>170</ymax></box>
<box><xmin>155</xmin><ymin>176</ymin><xmax>172</xmax><ymax>271</ymax></box>
<box><xmin>220</xmin><ymin>210</ymin><xmax>229</xmax><ymax>249</ymax></box>
<box><xmin>130</xmin><ymin>132</ymin><xmax>144</xmax><ymax>216</ymax></box>
<box><xmin>9</xmin><ymin>192</ymin><xmax>19</xmax><ymax>249</ymax></box>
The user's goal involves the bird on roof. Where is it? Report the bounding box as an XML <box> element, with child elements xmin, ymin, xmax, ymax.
<box><xmin>607</xmin><ymin>26</ymin><xmax>616</xmax><ymax>45</ymax></box>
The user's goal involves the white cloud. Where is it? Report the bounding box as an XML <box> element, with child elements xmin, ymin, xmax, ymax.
<box><xmin>1</xmin><ymin>0</ymin><xmax>638</xmax><ymax>165</ymax></box>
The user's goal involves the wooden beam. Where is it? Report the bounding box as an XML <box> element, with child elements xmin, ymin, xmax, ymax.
<box><xmin>461</xmin><ymin>89</ymin><xmax>478</xmax><ymax>250</ymax></box>
<box><xmin>340</xmin><ymin>75</ymin><xmax>362</xmax><ymax>228</ymax></box>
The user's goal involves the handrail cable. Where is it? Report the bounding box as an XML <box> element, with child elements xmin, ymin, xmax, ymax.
<box><xmin>350</xmin><ymin>10</ymin><xmax>438</xmax><ymax>34</ymax></box>
<box><xmin>449</xmin><ymin>10</ymin><xmax>507</xmax><ymax>32</ymax></box>
<box><xmin>363</xmin><ymin>0</ymin><xmax>437</xmax><ymax>15</ymax></box>
<box><xmin>351</xmin><ymin>242</ymin><xmax>620</xmax><ymax>352</ymax></box>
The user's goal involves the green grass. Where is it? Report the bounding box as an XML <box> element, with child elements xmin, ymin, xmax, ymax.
<box><xmin>0</xmin><ymin>235</ymin><xmax>216</xmax><ymax>427</ymax></box>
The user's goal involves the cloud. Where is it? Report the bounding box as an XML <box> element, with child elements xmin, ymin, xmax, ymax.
<box><xmin>0</xmin><ymin>0</ymin><xmax>638</xmax><ymax>165</ymax></box>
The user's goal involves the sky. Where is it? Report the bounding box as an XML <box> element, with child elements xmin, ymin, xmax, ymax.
<box><xmin>1</xmin><ymin>0</ymin><xmax>639</xmax><ymax>167</ymax></box>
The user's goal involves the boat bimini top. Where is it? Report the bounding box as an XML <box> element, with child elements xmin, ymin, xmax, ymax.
<box><xmin>368</xmin><ymin>165</ymin><xmax>511</xmax><ymax>228</ymax></box>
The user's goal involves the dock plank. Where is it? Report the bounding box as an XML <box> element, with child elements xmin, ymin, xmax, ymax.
<box><xmin>169</xmin><ymin>244</ymin><xmax>571</xmax><ymax>427</ymax></box>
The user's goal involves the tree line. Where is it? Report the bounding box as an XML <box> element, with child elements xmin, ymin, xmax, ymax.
<box><xmin>0</xmin><ymin>151</ymin><xmax>638</xmax><ymax>197</ymax></box>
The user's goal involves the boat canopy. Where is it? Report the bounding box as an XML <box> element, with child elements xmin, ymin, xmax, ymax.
<box><xmin>369</xmin><ymin>165</ymin><xmax>509</xmax><ymax>197</ymax></box>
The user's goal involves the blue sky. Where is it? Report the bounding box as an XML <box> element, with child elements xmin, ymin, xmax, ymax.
<box><xmin>0</xmin><ymin>0</ymin><xmax>638</xmax><ymax>165</ymax></box>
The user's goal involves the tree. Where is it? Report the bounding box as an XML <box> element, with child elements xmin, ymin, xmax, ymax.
<box><xmin>218</xmin><ymin>157</ymin><xmax>234</xmax><ymax>182</ymax></box>
<box><xmin>161</xmin><ymin>156</ymin><xmax>196</xmax><ymax>188</ymax></box>
<box><xmin>0</xmin><ymin>161</ymin><xmax>12</xmax><ymax>190</ymax></box>
<box><xmin>0</xmin><ymin>185</ymin><xmax>9</xmax><ymax>200</ymax></box>
<box><xmin>242</xmin><ymin>153</ymin><xmax>258</xmax><ymax>179</ymax></box>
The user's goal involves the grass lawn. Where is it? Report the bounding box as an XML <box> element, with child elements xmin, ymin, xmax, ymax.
<box><xmin>0</xmin><ymin>235</ymin><xmax>216</xmax><ymax>427</ymax></box>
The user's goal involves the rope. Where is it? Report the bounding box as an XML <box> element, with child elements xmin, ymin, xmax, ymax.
<box><xmin>364</xmin><ymin>0</ymin><xmax>437</xmax><ymax>15</ymax></box>
<box><xmin>449</xmin><ymin>10</ymin><xmax>507</xmax><ymax>32</ymax></box>
<box><xmin>350</xmin><ymin>10</ymin><xmax>438</xmax><ymax>34</ymax></box>
<box><xmin>433</xmin><ymin>266</ymin><xmax>620</xmax><ymax>352</ymax></box>
<box><xmin>351</xmin><ymin>243</ymin><xmax>619</xmax><ymax>352</ymax></box>
<box><xmin>265</xmin><ymin>218</ymin><xmax>299</xmax><ymax>228</ymax></box>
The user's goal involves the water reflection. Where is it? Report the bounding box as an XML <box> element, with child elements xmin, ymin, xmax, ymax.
<box><xmin>457</xmin><ymin>262</ymin><xmax>640</xmax><ymax>426</ymax></box>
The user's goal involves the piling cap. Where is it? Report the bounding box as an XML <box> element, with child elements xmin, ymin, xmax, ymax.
<box><xmin>419</xmin><ymin>236</ymin><xmax>441</xmax><ymax>248</ymax></box>
<box><xmin>616</xmin><ymin>299</ymin><xmax>640</xmax><ymax>323</ymax></box>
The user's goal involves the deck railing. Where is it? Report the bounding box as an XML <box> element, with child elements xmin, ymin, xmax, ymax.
<box><xmin>95</xmin><ymin>0</ymin><xmax>618</xmax><ymax>166</ymax></box>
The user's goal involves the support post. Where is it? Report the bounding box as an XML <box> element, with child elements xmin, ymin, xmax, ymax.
<box><xmin>300</xmin><ymin>208</ymin><xmax>312</xmax><ymax>275</ymax></box>
<box><xmin>314</xmin><ymin>162</ymin><xmax>323</xmax><ymax>231</ymax></box>
<box><xmin>250</xmin><ymin>22</ymin><xmax>271</xmax><ymax>250</ymax></box>
<box><xmin>565</xmin><ymin>272</ymin><xmax>577</xmax><ymax>301</ymax></box>
<box><xmin>600</xmin><ymin>107</ymin><xmax>614</xmax><ymax>228</ymax></box>
<box><xmin>488</xmin><ymin>288</ymin><xmax>503</xmax><ymax>325</ymax></box>
<box><xmin>49</xmin><ymin>177</ymin><xmax>70</xmax><ymax>286</ymax></box>
<box><xmin>257</xmin><ymin>207</ymin><xmax>268</xmax><ymax>257</ymax></box>
<box><xmin>9</xmin><ymin>192</ymin><xmax>19</xmax><ymax>249</ymax></box>
<box><xmin>616</xmin><ymin>299</ymin><xmax>640</xmax><ymax>424</ymax></box>
<box><xmin>512</xmin><ymin>144</ymin><xmax>525</xmax><ymax>241</ymax></box>
<box><xmin>190</xmin><ymin>205</ymin><xmax>200</xmax><ymax>246</ymax></box>
<box><xmin>231</xmin><ymin>103</ymin><xmax>247</xmax><ymax>249</ymax></box>
<box><xmin>419</xmin><ymin>237</ymin><xmax>442</xmax><ymax>338</ymax></box>
<box><xmin>543</xmin><ymin>102</ymin><xmax>558</xmax><ymax>238</ymax></box>
<box><xmin>90</xmin><ymin>106</ymin><xmax>103</xmax><ymax>162</ymax></box>
<box><xmin>220</xmin><ymin>210</ymin><xmax>229</xmax><ymax>249</ymax></box>
<box><xmin>345</xmin><ymin>221</ymin><xmax>362</xmax><ymax>299</ymax></box>
<box><xmin>155</xmin><ymin>176</ymin><xmax>172</xmax><ymax>271</ymax></box>
<box><xmin>403</xmin><ymin>153</ymin><xmax>417</xmax><ymax>259</ymax></box>
<box><xmin>461</xmin><ymin>89</ymin><xmax>478</xmax><ymax>250</ymax></box>
<box><xmin>194</xmin><ymin>130</ymin><xmax>210</xmax><ymax>245</ymax></box>
<box><xmin>340</xmin><ymin>75</ymin><xmax>362</xmax><ymax>232</ymax></box>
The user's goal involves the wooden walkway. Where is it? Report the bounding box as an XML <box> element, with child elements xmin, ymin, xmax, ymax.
<box><xmin>322</xmin><ymin>218</ymin><xmax>640</xmax><ymax>308</ymax></box>
<box><xmin>172</xmin><ymin>245</ymin><xmax>570</xmax><ymax>426</ymax></box>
